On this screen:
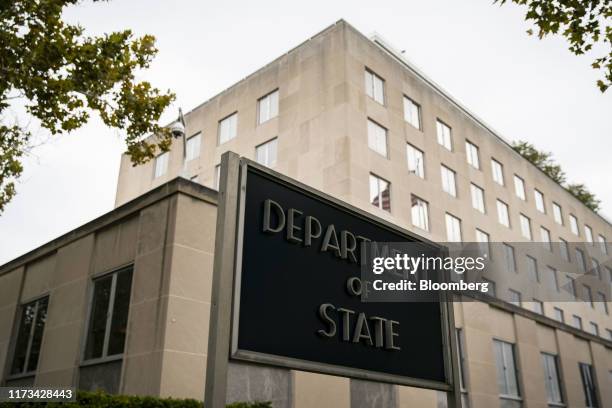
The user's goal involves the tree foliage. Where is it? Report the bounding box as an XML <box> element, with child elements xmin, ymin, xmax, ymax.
<box><xmin>511</xmin><ymin>140</ymin><xmax>601</xmax><ymax>212</ymax></box>
<box><xmin>495</xmin><ymin>0</ymin><xmax>612</xmax><ymax>92</ymax></box>
<box><xmin>0</xmin><ymin>0</ymin><xmax>175</xmax><ymax>214</ymax></box>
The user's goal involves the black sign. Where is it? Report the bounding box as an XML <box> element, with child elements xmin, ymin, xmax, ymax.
<box><xmin>232</xmin><ymin>166</ymin><xmax>450</xmax><ymax>386</ymax></box>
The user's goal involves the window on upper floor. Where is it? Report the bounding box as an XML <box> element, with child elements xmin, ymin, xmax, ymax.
<box><xmin>364</xmin><ymin>69</ymin><xmax>385</xmax><ymax>104</ymax></box>
<box><xmin>584</xmin><ymin>225</ymin><xmax>594</xmax><ymax>244</ymax></box>
<box><xmin>533</xmin><ymin>299</ymin><xmax>543</xmax><ymax>314</ymax></box>
<box><xmin>597</xmin><ymin>292</ymin><xmax>608</xmax><ymax>315</ymax></box>
<box><xmin>504</xmin><ymin>243</ymin><xmax>516</xmax><ymax>273</ymax></box>
<box><xmin>84</xmin><ymin>266</ymin><xmax>133</xmax><ymax>361</ymax></box>
<box><xmin>572</xmin><ymin>314</ymin><xmax>582</xmax><ymax>329</ymax></box>
<box><xmin>465</xmin><ymin>140</ymin><xmax>480</xmax><ymax>169</ymax></box>
<box><xmin>579</xmin><ymin>363</ymin><xmax>598</xmax><ymax>408</ymax></box>
<box><xmin>559</xmin><ymin>238</ymin><xmax>570</xmax><ymax>262</ymax></box>
<box><xmin>570</xmin><ymin>214</ymin><xmax>579</xmax><ymax>236</ymax></box>
<box><xmin>591</xmin><ymin>258</ymin><xmax>601</xmax><ymax>280</ymax></box>
<box><xmin>583</xmin><ymin>284</ymin><xmax>593</xmax><ymax>308</ymax></box>
<box><xmin>154</xmin><ymin>151</ymin><xmax>169</xmax><ymax>178</ymax></box>
<box><xmin>185</xmin><ymin>132</ymin><xmax>201</xmax><ymax>161</ymax></box>
<box><xmin>519</xmin><ymin>214</ymin><xmax>532</xmax><ymax>240</ymax></box>
<box><xmin>589</xmin><ymin>322</ymin><xmax>599</xmax><ymax>336</ymax></box>
<box><xmin>258</xmin><ymin>89</ymin><xmax>279</xmax><ymax>124</ymax></box>
<box><xmin>436</xmin><ymin>120</ymin><xmax>452</xmax><ymax>151</ymax></box>
<box><xmin>367</xmin><ymin>119</ymin><xmax>388</xmax><ymax>157</ymax></box>
<box><xmin>10</xmin><ymin>297</ymin><xmax>49</xmax><ymax>376</ymax></box>
<box><xmin>369</xmin><ymin>174</ymin><xmax>391</xmax><ymax>212</ymax></box>
<box><xmin>553</xmin><ymin>202</ymin><xmax>563</xmax><ymax>225</ymax></box>
<box><xmin>218</xmin><ymin>112</ymin><xmax>238</xmax><ymax>144</ymax></box>
<box><xmin>598</xmin><ymin>235</ymin><xmax>608</xmax><ymax>255</ymax></box>
<box><xmin>540</xmin><ymin>226</ymin><xmax>552</xmax><ymax>251</ymax></box>
<box><xmin>411</xmin><ymin>195</ymin><xmax>429</xmax><ymax>231</ymax></box>
<box><xmin>470</xmin><ymin>183</ymin><xmax>485</xmax><ymax>213</ymax></box>
<box><xmin>547</xmin><ymin>266</ymin><xmax>559</xmax><ymax>292</ymax></box>
<box><xmin>255</xmin><ymin>138</ymin><xmax>278</xmax><ymax>168</ymax></box>
<box><xmin>509</xmin><ymin>289</ymin><xmax>521</xmax><ymax>306</ymax></box>
<box><xmin>403</xmin><ymin>96</ymin><xmax>421</xmax><ymax>129</ymax></box>
<box><xmin>445</xmin><ymin>213</ymin><xmax>462</xmax><ymax>242</ymax></box>
<box><xmin>476</xmin><ymin>229</ymin><xmax>491</xmax><ymax>259</ymax></box>
<box><xmin>526</xmin><ymin>255</ymin><xmax>538</xmax><ymax>282</ymax></box>
<box><xmin>214</xmin><ymin>164</ymin><xmax>221</xmax><ymax>190</ymax></box>
<box><xmin>406</xmin><ymin>144</ymin><xmax>425</xmax><ymax>178</ymax></box>
<box><xmin>553</xmin><ymin>307</ymin><xmax>564</xmax><ymax>323</ymax></box>
<box><xmin>491</xmin><ymin>159</ymin><xmax>504</xmax><ymax>186</ymax></box>
<box><xmin>514</xmin><ymin>175</ymin><xmax>526</xmax><ymax>201</ymax></box>
<box><xmin>567</xmin><ymin>276</ymin><xmax>577</xmax><ymax>300</ymax></box>
<box><xmin>493</xmin><ymin>339</ymin><xmax>520</xmax><ymax>399</ymax></box>
<box><xmin>541</xmin><ymin>353</ymin><xmax>564</xmax><ymax>405</ymax></box>
<box><xmin>576</xmin><ymin>248</ymin><xmax>587</xmax><ymax>272</ymax></box>
<box><xmin>534</xmin><ymin>189</ymin><xmax>546</xmax><ymax>213</ymax></box>
<box><xmin>497</xmin><ymin>199</ymin><xmax>510</xmax><ymax>227</ymax></box>
<box><xmin>440</xmin><ymin>165</ymin><xmax>457</xmax><ymax>197</ymax></box>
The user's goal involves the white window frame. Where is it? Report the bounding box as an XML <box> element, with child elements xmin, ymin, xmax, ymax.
<box><xmin>541</xmin><ymin>353</ymin><xmax>563</xmax><ymax>404</ymax></box>
<box><xmin>584</xmin><ymin>225</ymin><xmax>593</xmax><ymax>244</ymax></box>
<box><xmin>436</xmin><ymin>119</ymin><xmax>452</xmax><ymax>151</ymax></box>
<box><xmin>493</xmin><ymin>339</ymin><xmax>521</xmax><ymax>398</ymax></box>
<box><xmin>540</xmin><ymin>226</ymin><xmax>552</xmax><ymax>251</ymax></box>
<box><xmin>154</xmin><ymin>151</ymin><xmax>169</xmax><ymax>179</ymax></box>
<box><xmin>403</xmin><ymin>96</ymin><xmax>421</xmax><ymax>129</ymax></box>
<box><xmin>470</xmin><ymin>183</ymin><xmax>485</xmax><ymax>213</ymax></box>
<box><xmin>369</xmin><ymin>174</ymin><xmax>391</xmax><ymax>212</ymax></box>
<box><xmin>497</xmin><ymin>200</ymin><xmax>510</xmax><ymax>227</ymax></box>
<box><xmin>514</xmin><ymin>175</ymin><xmax>526</xmax><ymax>201</ymax></box>
<box><xmin>258</xmin><ymin>89</ymin><xmax>279</xmax><ymax>124</ymax></box>
<box><xmin>491</xmin><ymin>159</ymin><xmax>504</xmax><ymax>186</ymax></box>
<box><xmin>440</xmin><ymin>165</ymin><xmax>457</xmax><ymax>197</ymax></box>
<box><xmin>367</xmin><ymin>119</ymin><xmax>388</xmax><ymax>157</ymax></box>
<box><xmin>534</xmin><ymin>189</ymin><xmax>546</xmax><ymax>213</ymax></box>
<box><xmin>255</xmin><ymin>138</ymin><xmax>278</xmax><ymax>168</ymax></box>
<box><xmin>365</xmin><ymin>69</ymin><xmax>385</xmax><ymax>105</ymax></box>
<box><xmin>411</xmin><ymin>195</ymin><xmax>429</xmax><ymax>231</ymax></box>
<box><xmin>445</xmin><ymin>213</ymin><xmax>462</xmax><ymax>242</ymax></box>
<box><xmin>185</xmin><ymin>132</ymin><xmax>201</xmax><ymax>162</ymax></box>
<box><xmin>519</xmin><ymin>214</ymin><xmax>532</xmax><ymax>240</ymax></box>
<box><xmin>406</xmin><ymin>144</ymin><xmax>425</xmax><ymax>178</ymax></box>
<box><xmin>218</xmin><ymin>112</ymin><xmax>238</xmax><ymax>144</ymax></box>
<box><xmin>569</xmin><ymin>214</ymin><xmax>579</xmax><ymax>236</ymax></box>
<box><xmin>553</xmin><ymin>202</ymin><xmax>563</xmax><ymax>225</ymax></box>
<box><xmin>465</xmin><ymin>140</ymin><xmax>480</xmax><ymax>169</ymax></box>
<box><xmin>598</xmin><ymin>235</ymin><xmax>608</xmax><ymax>254</ymax></box>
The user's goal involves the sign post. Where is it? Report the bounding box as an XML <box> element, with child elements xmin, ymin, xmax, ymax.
<box><xmin>205</xmin><ymin>152</ymin><xmax>462</xmax><ymax>407</ymax></box>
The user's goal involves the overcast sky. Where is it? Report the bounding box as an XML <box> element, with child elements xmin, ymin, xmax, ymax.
<box><xmin>1</xmin><ymin>0</ymin><xmax>610</xmax><ymax>264</ymax></box>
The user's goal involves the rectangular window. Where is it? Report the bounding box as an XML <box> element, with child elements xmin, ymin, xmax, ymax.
<box><xmin>535</xmin><ymin>189</ymin><xmax>546</xmax><ymax>213</ymax></box>
<box><xmin>504</xmin><ymin>243</ymin><xmax>516</xmax><ymax>273</ymax></box>
<box><xmin>519</xmin><ymin>214</ymin><xmax>532</xmax><ymax>240</ymax></box>
<box><xmin>589</xmin><ymin>322</ymin><xmax>599</xmax><ymax>336</ymax></box>
<box><xmin>526</xmin><ymin>256</ymin><xmax>538</xmax><ymax>282</ymax></box>
<box><xmin>584</xmin><ymin>225</ymin><xmax>594</xmax><ymax>244</ymax></box>
<box><xmin>365</xmin><ymin>69</ymin><xmax>385</xmax><ymax>104</ymax></box>
<box><xmin>597</xmin><ymin>292</ymin><xmax>608</xmax><ymax>315</ymax></box>
<box><xmin>476</xmin><ymin>229</ymin><xmax>490</xmax><ymax>259</ymax></box>
<box><xmin>583</xmin><ymin>285</ymin><xmax>593</xmax><ymax>308</ymax></box>
<box><xmin>572</xmin><ymin>315</ymin><xmax>582</xmax><ymax>330</ymax></box>
<box><xmin>470</xmin><ymin>183</ymin><xmax>485</xmax><ymax>213</ymax></box>
<box><xmin>154</xmin><ymin>151</ymin><xmax>169</xmax><ymax>178</ymax></box>
<box><xmin>497</xmin><ymin>200</ymin><xmax>510</xmax><ymax>227</ymax></box>
<box><xmin>553</xmin><ymin>307</ymin><xmax>564</xmax><ymax>323</ymax></box>
<box><xmin>559</xmin><ymin>238</ymin><xmax>570</xmax><ymax>261</ymax></box>
<box><xmin>369</xmin><ymin>174</ymin><xmax>390</xmax><ymax>212</ymax></box>
<box><xmin>592</xmin><ymin>258</ymin><xmax>601</xmax><ymax>280</ymax></box>
<box><xmin>567</xmin><ymin>276</ymin><xmax>577</xmax><ymax>300</ymax></box>
<box><xmin>491</xmin><ymin>159</ymin><xmax>504</xmax><ymax>186</ymax></box>
<box><xmin>367</xmin><ymin>119</ymin><xmax>388</xmax><ymax>157</ymax></box>
<box><xmin>576</xmin><ymin>249</ymin><xmax>587</xmax><ymax>272</ymax></box>
<box><xmin>509</xmin><ymin>289</ymin><xmax>521</xmax><ymax>306</ymax></box>
<box><xmin>493</xmin><ymin>339</ymin><xmax>520</xmax><ymax>398</ymax></box>
<box><xmin>406</xmin><ymin>144</ymin><xmax>424</xmax><ymax>178</ymax></box>
<box><xmin>553</xmin><ymin>202</ymin><xmax>563</xmax><ymax>225</ymax></box>
<box><xmin>255</xmin><ymin>138</ymin><xmax>278</xmax><ymax>168</ymax></box>
<box><xmin>214</xmin><ymin>164</ymin><xmax>221</xmax><ymax>190</ymax></box>
<box><xmin>10</xmin><ymin>297</ymin><xmax>48</xmax><ymax>375</ymax></box>
<box><xmin>570</xmin><ymin>214</ymin><xmax>579</xmax><ymax>235</ymax></box>
<box><xmin>547</xmin><ymin>266</ymin><xmax>559</xmax><ymax>292</ymax></box>
<box><xmin>403</xmin><ymin>96</ymin><xmax>421</xmax><ymax>129</ymax></box>
<box><xmin>258</xmin><ymin>89</ymin><xmax>279</xmax><ymax>124</ymax></box>
<box><xmin>445</xmin><ymin>213</ymin><xmax>462</xmax><ymax>242</ymax></box>
<box><xmin>541</xmin><ymin>353</ymin><xmax>563</xmax><ymax>404</ymax></box>
<box><xmin>540</xmin><ymin>227</ymin><xmax>552</xmax><ymax>251</ymax></box>
<box><xmin>436</xmin><ymin>120</ymin><xmax>452</xmax><ymax>150</ymax></box>
<box><xmin>440</xmin><ymin>165</ymin><xmax>457</xmax><ymax>197</ymax></box>
<box><xmin>598</xmin><ymin>235</ymin><xmax>608</xmax><ymax>254</ymax></box>
<box><xmin>218</xmin><ymin>112</ymin><xmax>238</xmax><ymax>144</ymax></box>
<box><xmin>533</xmin><ymin>299</ymin><xmax>543</xmax><ymax>314</ymax></box>
<box><xmin>579</xmin><ymin>363</ymin><xmax>598</xmax><ymax>408</ymax></box>
<box><xmin>84</xmin><ymin>266</ymin><xmax>133</xmax><ymax>361</ymax></box>
<box><xmin>465</xmin><ymin>140</ymin><xmax>480</xmax><ymax>169</ymax></box>
<box><xmin>411</xmin><ymin>195</ymin><xmax>429</xmax><ymax>231</ymax></box>
<box><xmin>185</xmin><ymin>133</ymin><xmax>201</xmax><ymax>161</ymax></box>
<box><xmin>514</xmin><ymin>175</ymin><xmax>526</xmax><ymax>200</ymax></box>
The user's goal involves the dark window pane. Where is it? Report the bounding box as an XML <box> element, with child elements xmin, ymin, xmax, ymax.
<box><xmin>10</xmin><ymin>303</ymin><xmax>36</xmax><ymax>375</ymax></box>
<box><xmin>107</xmin><ymin>269</ymin><xmax>133</xmax><ymax>356</ymax></box>
<box><xmin>26</xmin><ymin>298</ymin><xmax>48</xmax><ymax>372</ymax></box>
<box><xmin>84</xmin><ymin>276</ymin><xmax>112</xmax><ymax>360</ymax></box>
